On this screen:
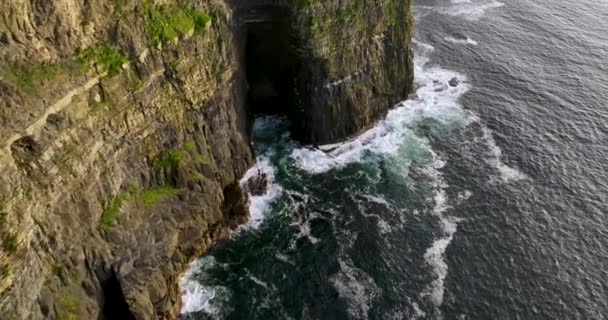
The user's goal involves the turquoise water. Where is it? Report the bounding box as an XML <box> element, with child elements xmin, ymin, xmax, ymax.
<box><xmin>179</xmin><ymin>0</ymin><xmax>608</xmax><ymax>319</ymax></box>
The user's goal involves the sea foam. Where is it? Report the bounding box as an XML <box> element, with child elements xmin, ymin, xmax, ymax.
<box><xmin>179</xmin><ymin>258</ymin><xmax>232</xmax><ymax>315</ymax></box>
<box><xmin>180</xmin><ymin>119</ymin><xmax>285</xmax><ymax>316</ymax></box>
<box><xmin>481</xmin><ymin>126</ymin><xmax>529</xmax><ymax>183</ymax></box>
<box><xmin>238</xmin><ymin>155</ymin><xmax>283</xmax><ymax>230</ymax></box>
<box><xmin>444</xmin><ymin>36</ymin><xmax>479</xmax><ymax>45</ymax></box>
<box><xmin>420</xmin><ymin>158</ymin><xmax>464</xmax><ymax>307</ymax></box>
<box><xmin>291</xmin><ymin>42</ymin><xmax>472</xmax><ymax>174</ymax></box>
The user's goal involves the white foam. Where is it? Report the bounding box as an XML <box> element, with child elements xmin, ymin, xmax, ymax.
<box><xmin>179</xmin><ymin>258</ymin><xmax>232</xmax><ymax>315</ymax></box>
<box><xmin>291</xmin><ymin>47</ymin><xmax>472</xmax><ymax>174</ymax></box>
<box><xmin>444</xmin><ymin>36</ymin><xmax>479</xmax><ymax>46</ymax></box>
<box><xmin>416</xmin><ymin>0</ymin><xmax>504</xmax><ymax>21</ymax></box>
<box><xmin>410</xmin><ymin>301</ymin><xmax>427</xmax><ymax>320</ymax></box>
<box><xmin>422</xmin><ymin>216</ymin><xmax>460</xmax><ymax>306</ymax></box>
<box><xmin>420</xmin><ymin>156</ymin><xmax>463</xmax><ymax>308</ymax></box>
<box><xmin>361</xmin><ymin>193</ymin><xmax>394</xmax><ymax>207</ymax></box>
<box><xmin>330</xmin><ymin>257</ymin><xmax>382</xmax><ymax>319</ymax></box>
<box><xmin>246</xmin><ymin>271</ymin><xmax>271</xmax><ymax>290</ymax></box>
<box><xmin>239</xmin><ymin>155</ymin><xmax>283</xmax><ymax>229</ymax></box>
<box><xmin>355</xmin><ymin>193</ymin><xmax>399</xmax><ymax>235</ymax></box>
<box><xmin>481</xmin><ymin>126</ymin><xmax>529</xmax><ymax>183</ymax></box>
<box><xmin>180</xmin><ymin>118</ymin><xmax>286</xmax><ymax>316</ymax></box>
<box><xmin>275</xmin><ymin>252</ymin><xmax>295</xmax><ymax>265</ymax></box>
<box><xmin>456</xmin><ymin>190</ymin><xmax>473</xmax><ymax>204</ymax></box>
<box><xmin>290</xmin><ymin>218</ymin><xmax>320</xmax><ymax>244</ymax></box>
<box><xmin>441</xmin><ymin>0</ymin><xmax>505</xmax><ymax>20</ymax></box>
<box><xmin>327</xmin><ymin>205</ymin><xmax>382</xmax><ymax>319</ymax></box>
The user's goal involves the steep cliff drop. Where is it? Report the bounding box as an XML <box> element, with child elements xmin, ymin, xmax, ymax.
<box><xmin>0</xmin><ymin>0</ymin><xmax>412</xmax><ymax>319</ymax></box>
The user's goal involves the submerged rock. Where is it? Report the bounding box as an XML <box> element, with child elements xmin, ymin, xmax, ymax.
<box><xmin>449</xmin><ymin>77</ymin><xmax>460</xmax><ymax>87</ymax></box>
<box><xmin>0</xmin><ymin>0</ymin><xmax>414</xmax><ymax>318</ymax></box>
<box><xmin>244</xmin><ymin>169</ymin><xmax>269</xmax><ymax>196</ymax></box>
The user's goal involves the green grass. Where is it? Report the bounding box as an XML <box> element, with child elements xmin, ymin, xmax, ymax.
<box><xmin>76</xmin><ymin>43</ymin><xmax>128</xmax><ymax>77</ymax></box>
<box><xmin>1</xmin><ymin>233</ymin><xmax>18</xmax><ymax>255</ymax></box>
<box><xmin>99</xmin><ymin>183</ymin><xmax>181</xmax><ymax>228</ymax></box>
<box><xmin>113</xmin><ymin>0</ymin><xmax>125</xmax><ymax>15</ymax></box>
<box><xmin>0</xmin><ymin>263</ymin><xmax>9</xmax><ymax>279</ymax></box>
<box><xmin>99</xmin><ymin>189</ymin><xmax>135</xmax><ymax>229</ymax></box>
<box><xmin>183</xmin><ymin>140</ymin><xmax>196</xmax><ymax>151</ymax></box>
<box><xmin>153</xmin><ymin>148</ymin><xmax>188</xmax><ymax>170</ymax></box>
<box><xmin>51</xmin><ymin>264</ymin><xmax>64</xmax><ymax>278</ymax></box>
<box><xmin>143</xmin><ymin>2</ymin><xmax>212</xmax><ymax>45</ymax></box>
<box><xmin>192</xmin><ymin>154</ymin><xmax>208</xmax><ymax>165</ymax></box>
<box><xmin>0</xmin><ymin>62</ymin><xmax>63</xmax><ymax>96</ymax></box>
<box><xmin>191</xmin><ymin>9</ymin><xmax>213</xmax><ymax>32</ymax></box>
<box><xmin>141</xmin><ymin>186</ymin><xmax>183</xmax><ymax>208</ymax></box>
<box><xmin>55</xmin><ymin>294</ymin><xmax>77</xmax><ymax>320</ymax></box>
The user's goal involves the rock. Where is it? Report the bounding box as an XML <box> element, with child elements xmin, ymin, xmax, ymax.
<box><xmin>244</xmin><ymin>170</ymin><xmax>269</xmax><ymax>196</ymax></box>
<box><xmin>434</xmin><ymin>83</ymin><xmax>448</xmax><ymax>92</ymax></box>
<box><xmin>449</xmin><ymin>77</ymin><xmax>460</xmax><ymax>87</ymax></box>
<box><xmin>452</xmin><ymin>32</ymin><xmax>468</xmax><ymax>41</ymax></box>
<box><xmin>0</xmin><ymin>0</ymin><xmax>414</xmax><ymax>318</ymax></box>
<box><xmin>0</xmin><ymin>32</ymin><xmax>10</xmax><ymax>45</ymax></box>
<box><xmin>138</xmin><ymin>49</ymin><xmax>149</xmax><ymax>63</ymax></box>
<box><xmin>183</xmin><ymin>28</ymin><xmax>195</xmax><ymax>40</ymax></box>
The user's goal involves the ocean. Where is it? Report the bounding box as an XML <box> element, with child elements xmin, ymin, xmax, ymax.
<box><xmin>179</xmin><ymin>0</ymin><xmax>608</xmax><ymax>319</ymax></box>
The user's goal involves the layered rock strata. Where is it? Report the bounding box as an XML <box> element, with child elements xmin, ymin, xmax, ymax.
<box><xmin>0</xmin><ymin>0</ymin><xmax>413</xmax><ymax>318</ymax></box>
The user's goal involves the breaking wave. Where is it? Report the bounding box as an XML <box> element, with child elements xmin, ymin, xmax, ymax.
<box><xmin>291</xmin><ymin>42</ymin><xmax>472</xmax><ymax>174</ymax></box>
<box><xmin>180</xmin><ymin>258</ymin><xmax>232</xmax><ymax>316</ymax></box>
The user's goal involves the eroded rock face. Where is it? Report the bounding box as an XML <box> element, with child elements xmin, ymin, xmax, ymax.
<box><xmin>238</xmin><ymin>0</ymin><xmax>415</xmax><ymax>144</ymax></box>
<box><xmin>0</xmin><ymin>0</ymin><xmax>413</xmax><ymax>319</ymax></box>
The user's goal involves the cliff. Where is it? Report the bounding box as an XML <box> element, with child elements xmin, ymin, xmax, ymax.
<box><xmin>0</xmin><ymin>0</ymin><xmax>413</xmax><ymax>319</ymax></box>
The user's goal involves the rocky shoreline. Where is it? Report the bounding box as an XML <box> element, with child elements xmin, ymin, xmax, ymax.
<box><xmin>0</xmin><ymin>0</ymin><xmax>413</xmax><ymax>318</ymax></box>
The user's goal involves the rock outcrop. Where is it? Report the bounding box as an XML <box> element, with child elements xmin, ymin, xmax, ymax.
<box><xmin>0</xmin><ymin>0</ymin><xmax>413</xmax><ymax>319</ymax></box>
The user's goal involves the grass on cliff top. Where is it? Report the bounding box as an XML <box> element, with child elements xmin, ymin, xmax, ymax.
<box><xmin>76</xmin><ymin>43</ymin><xmax>128</xmax><ymax>77</ymax></box>
<box><xmin>143</xmin><ymin>2</ymin><xmax>212</xmax><ymax>45</ymax></box>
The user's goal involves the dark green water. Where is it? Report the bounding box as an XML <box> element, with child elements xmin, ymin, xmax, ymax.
<box><xmin>179</xmin><ymin>0</ymin><xmax>608</xmax><ymax>319</ymax></box>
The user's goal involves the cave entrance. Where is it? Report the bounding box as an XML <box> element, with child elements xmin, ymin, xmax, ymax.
<box><xmin>100</xmin><ymin>271</ymin><xmax>135</xmax><ymax>320</ymax></box>
<box><xmin>244</xmin><ymin>7</ymin><xmax>302</xmax><ymax>121</ymax></box>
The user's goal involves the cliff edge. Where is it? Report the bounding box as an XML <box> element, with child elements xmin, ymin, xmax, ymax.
<box><xmin>0</xmin><ymin>0</ymin><xmax>413</xmax><ymax>318</ymax></box>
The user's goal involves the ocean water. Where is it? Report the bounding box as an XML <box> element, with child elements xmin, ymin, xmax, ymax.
<box><xmin>179</xmin><ymin>0</ymin><xmax>608</xmax><ymax>319</ymax></box>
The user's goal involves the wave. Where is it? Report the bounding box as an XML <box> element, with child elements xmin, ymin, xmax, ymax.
<box><xmin>444</xmin><ymin>35</ymin><xmax>479</xmax><ymax>46</ymax></box>
<box><xmin>443</xmin><ymin>0</ymin><xmax>505</xmax><ymax>20</ymax></box>
<box><xmin>481</xmin><ymin>126</ymin><xmax>529</xmax><ymax>183</ymax></box>
<box><xmin>416</xmin><ymin>0</ymin><xmax>504</xmax><ymax>21</ymax></box>
<box><xmin>179</xmin><ymin>258</ymin><xmax>232</xmax><ymax>316</ymax></box>
<box><xmin>291</xmin><ymin>42</ymin><xmax>472</xmax><ymax>174</ymax></box>
<box><xmin>238</xmin><ymin>155</ymin><xmax>283</xmax><ymax>230</ymax></box>
<box><xmin>330</xmin><ymin>258</ymin><xmax>382</xmax><ymax>319</ymax></box>
<box><xmin>419</xmin><ymin>157</ymin><xmax>461</xmax><ymax>308</ymax></box>
<box><xmin>180</xmin><ymin>118</ymin><xmax>286</xmax><ymax>316</ymax></box>
<box><xmin>329</xmin><ymin>217</ymin><xmax>382</xmax><ymax>320</ymax></box>
<box><xmin>354</xmin><ymin>192</ymin><xmax>401</xmax><ymax>235</ymax></box>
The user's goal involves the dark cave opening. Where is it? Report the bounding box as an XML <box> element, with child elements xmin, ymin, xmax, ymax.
<box><xmin>100</xmin><ymin>271</ymin><xmax>136</xmax><ymax>320</ymax></box>
<box><xmin>244</xmin><ymin>7</ymin><xmax>303</xmax><ymax>123</ymax></box>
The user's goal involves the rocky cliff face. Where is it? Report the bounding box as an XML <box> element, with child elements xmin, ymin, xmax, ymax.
<box><xmin>0</xmin><ymin>0</ymin><xmax>412</xmax><ymax>319</ymax></box>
